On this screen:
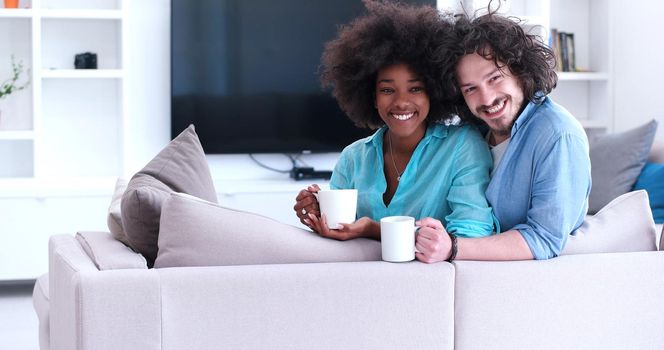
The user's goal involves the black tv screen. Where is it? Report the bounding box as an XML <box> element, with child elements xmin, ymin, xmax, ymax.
<box><xmin>171</xmin><ymin>0</ymin><xmax>435</xmax><ymax>154</ymax></box>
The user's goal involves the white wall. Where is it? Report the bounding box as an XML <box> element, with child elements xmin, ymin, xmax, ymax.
<box><xmin>129</xmin><ymin>0</ymin><xmax>664</xmax><ymax>176</ymax></box>
<box><xmin>124</xmin><ymin>0</ymin><xmax>171</xmax><ymax>176</ymax></box>
<box><xmin>612</xmin><ymin>1</ymin><xmax>664</xmax><ymax>142</ymax></box>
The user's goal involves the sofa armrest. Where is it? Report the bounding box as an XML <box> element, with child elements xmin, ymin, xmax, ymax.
<box><xmin>33</xmin><ymin>273</ymin><xmax>50</xmax><ymax>350</ymax></box>
<box><xmin>156</xmin><ymin>261</ymin><xmax>455</xmax><ymax>350</ymax></box>
<box><xmin>453</xmin><ymin>251</ymin><xmax>664</xmax><ymax>350</ymax></box>
<box><xmin>75</xmin><ymin>231</ymin><xmax>147</xmax><ymax>270</ymax></box>
<box><xmin>49</xmin><ymin>234</ymin><xmax>160</xmax><ymax>350</ymax></box>
<box><xmin>49</xmin><ymin>235</ymin><xmax>97</xmax><ymax>350</ymax></box>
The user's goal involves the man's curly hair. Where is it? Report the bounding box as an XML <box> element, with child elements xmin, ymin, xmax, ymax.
<box><xmin>320</xmin><ymin>0</ymin><xmax>458</xmax><ymax>129</ymax></box>
<box><xmin>441</xmin><ymin>8</ymin><xmax>558</xmax><ymax>120</ymax></box>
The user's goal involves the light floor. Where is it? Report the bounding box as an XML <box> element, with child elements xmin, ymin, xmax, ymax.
<box><xmin>0</xmin><ymin>281</ymin><xmax>39</xmax><ymax>350</ymax></box>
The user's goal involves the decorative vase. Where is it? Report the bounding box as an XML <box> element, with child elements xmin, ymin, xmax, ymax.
<box><xmin>4</xmin><ymin>0</ymin><xmax>19</xmax><ymax>9</ymax></box>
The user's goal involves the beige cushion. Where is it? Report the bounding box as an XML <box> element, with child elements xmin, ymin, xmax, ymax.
<box><xmin>121</xmin><ymin>125</ymin><xmax>218</xmax><ymax>266</ymax></box>
<box><xmin>107</xmin><ymin>178</ymin><xmax>128</xmax><ymax>246</ymax></box>
<box><xmin>562</xmin><ymin>190</ymin><xmax>657</xmax><ymax>255</ymax></box>
<box><xmin>154</xmin><ymin>192</ymin><xmax>381</xmax><ymax>268</ymax></box>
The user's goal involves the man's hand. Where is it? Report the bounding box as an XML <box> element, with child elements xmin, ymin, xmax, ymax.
<box><xmin>415</xmin><ymin>217</ymin><xmax>452</xmax><ymax>263</ymax></box>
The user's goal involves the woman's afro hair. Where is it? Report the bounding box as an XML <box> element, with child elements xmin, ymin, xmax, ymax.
<box><xmin>320</xmin><ymin>0</ymin><xmax>458</xmax><ymax>129</ymax></box>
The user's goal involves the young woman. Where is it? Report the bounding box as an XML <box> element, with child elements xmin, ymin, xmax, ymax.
<box><xmin>293</xmin><ymin>1</ymin><xmax>498</xmax><ymax>242</ymax></box>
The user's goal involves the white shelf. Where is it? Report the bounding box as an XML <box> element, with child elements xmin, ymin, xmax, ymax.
<box><xmin>0</xmin><ymin>9</ymin><xmax>33</xmax><ymax>18</ymax></box>
<box><xmin>41</xmin><ymin>69</ymin><xmax>123</xmax><ymax>79</ymax></box>
<box><xmin>558</xmin><ymin>72</ymin><xmax>609</xmax><ymax>81</ymax></box>
<box><xmin>0</xmin><ymin>130</ymin><xmax>34</xmax><ymax>140</ymax></box>
<box><xmin>40</xmin><ymin>9</ymin><xmax>122</xmax><ymax>20</ymax></box>
<box><xmin>0</xmin><ymin>176</ymin><xmax>117</xmax><ymax>198</ymax></box>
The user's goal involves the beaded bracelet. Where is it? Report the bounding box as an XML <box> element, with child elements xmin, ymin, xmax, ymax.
<box><xmin>446</xmin><ymin>233</ymin><xmax>458</xmax><ymax>262</ymax></box>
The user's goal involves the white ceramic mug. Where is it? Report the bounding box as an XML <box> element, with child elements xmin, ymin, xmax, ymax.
<box><xmin>316</xmin><ymin>189</ymin><xmax>358</xmax><ymax>229</ymax></box>
<box><xmin>380</xmin><ymin>216</ymin><xmax>418</xmax><ymax>262</ymax></box>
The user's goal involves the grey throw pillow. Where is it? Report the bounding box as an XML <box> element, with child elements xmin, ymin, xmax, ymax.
<box><xmin>154</xmin><ymin>192</ymin><xmax>381</xmax><ymax>268</ymax></box>
<box><xmin>588</xmin><ymin>120</ymin><xmax>658</xmax><ymax>213</ymax></box>
<box><xmin>121</xmin><ymin>125</ymin><xmax>218</xmax><ymax>266</ymax></box>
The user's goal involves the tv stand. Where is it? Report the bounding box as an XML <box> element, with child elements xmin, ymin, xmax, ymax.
<box><xmin>289</xmin><ymin>167</ymin><xmax>333</xmax><ymax>181</ymax></box>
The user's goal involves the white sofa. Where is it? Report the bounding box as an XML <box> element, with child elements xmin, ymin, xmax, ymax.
<box><xmin>32</xmin><ymin>136</ymin><xmax>664</xmax><ymax>349</ymax></box>
<box><xmin>34</xmin><ymin>228</ymin><xmax>664</xmax><ymax>350</ymax></box>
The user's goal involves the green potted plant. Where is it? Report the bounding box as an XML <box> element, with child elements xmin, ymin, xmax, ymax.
<box><xmin>0</xmin><ymin>55</ymin><xmax>30</xmax><ymax>126</ymax></box>
<box><xmin>1</xmin><ymin>55</ymin><xmax>30</xmax><ymax>99</ymax></box>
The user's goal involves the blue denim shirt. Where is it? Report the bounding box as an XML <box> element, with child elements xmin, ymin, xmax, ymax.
<box><xmin>487</xmin><ymin>96</ymin><xmax>591</xmax><ymax>259</ymax></box>
<box><xmin>331</xmin><ymin>123</ymin><xmax>497</xmax><ymax>237</ymax></box>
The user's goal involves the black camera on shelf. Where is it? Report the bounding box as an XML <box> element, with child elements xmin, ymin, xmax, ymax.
<box><xmin>74</xmin><ymin>52</ymin><xmax>98</xmax><ymax>69</ymax></box>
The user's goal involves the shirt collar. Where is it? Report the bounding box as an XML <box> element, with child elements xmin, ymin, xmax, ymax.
<box><xmin>511</xmin><ymin>95</ymin><xmax>548</xmax><ymax>137</ymax></box>
<box><xmin>365</xmin><ymin>126</ymin><xmax>387</xmax><ymax>146</ymax></box>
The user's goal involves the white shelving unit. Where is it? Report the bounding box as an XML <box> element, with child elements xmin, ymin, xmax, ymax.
<box><xmin>547</xmin><ymin>0</ymin><xmax>613</xmax><ymax>132</ymax></box>
<box><xmin>0</xmin><ymin>0</ymin><xmax>125</xmax><ymax>280</ymax></box>
<box><xmin>438</xmin><ymin>0</ymin><xmax>614</xmax><ymax>132</ymax></box>
<box><xmin>0</xmin><ymin>0</ymin><xmax>125</xmax><ymax>181</ymax></box>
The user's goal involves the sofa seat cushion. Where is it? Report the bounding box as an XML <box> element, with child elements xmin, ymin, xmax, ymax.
<box><xmin>121</xmin><ymin>125</ymin><xmax>217</xmax><ymax>266</ymax></box>
<box><xmin>562</xmin><ymin>190</ymin><xmax>657</xmax><ymax>255</ymax></box>
<box><xmin>154</xmin><ymin>192</ymin><xmax>381</xmax><ymax>268</ymax></box>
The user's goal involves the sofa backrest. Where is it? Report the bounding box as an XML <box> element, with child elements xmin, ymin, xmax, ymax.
<box><xmin>453</xmin><ymin>252</ymin><xmax>664</xmax><ymax>350</ymax></box>
<box><xmin>156</xmin><ymin>261</ymin><xmax>455</xmax><ymax>350</ymax></box>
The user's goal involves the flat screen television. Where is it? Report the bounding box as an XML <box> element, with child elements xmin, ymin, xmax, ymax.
<box><xmin>171</xmin><ymin>0</ymin><xmax>435</xmax><ymax>154</ymax></box>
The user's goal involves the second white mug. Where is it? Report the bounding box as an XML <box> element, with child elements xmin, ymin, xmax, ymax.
<box><xmin>380</xmin><ymin>216</ymin><xmax>418</xmax><ymax>262</ymax></box>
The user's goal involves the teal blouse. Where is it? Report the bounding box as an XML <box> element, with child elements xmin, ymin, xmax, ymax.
<box><xmin>330</xmin><ymin>123</ymin><xmax>497</xmax><ymax>237</ymax></box>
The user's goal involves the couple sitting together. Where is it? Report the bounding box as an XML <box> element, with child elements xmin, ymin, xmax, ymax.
<box><xmin>293</xmin><ymin>1</ymin><xmax>591</xmax><ymax>263</ymax></box>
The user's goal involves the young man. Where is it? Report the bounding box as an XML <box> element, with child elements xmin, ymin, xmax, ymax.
<box><xmin>415</xmin><ymin>11</ymin><xmax>592</xmax><ymax>262</ymax></box>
